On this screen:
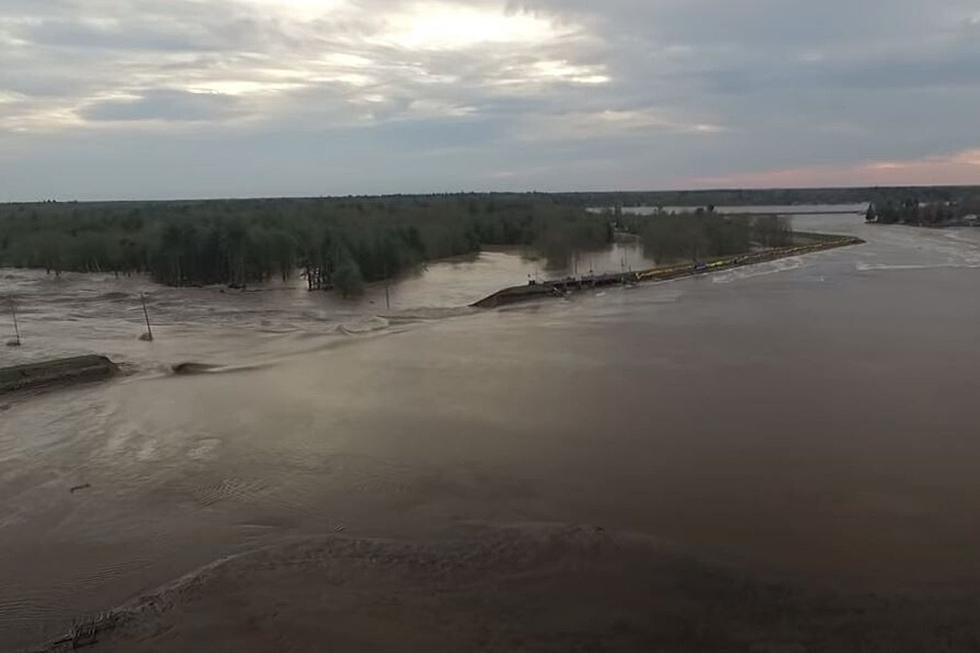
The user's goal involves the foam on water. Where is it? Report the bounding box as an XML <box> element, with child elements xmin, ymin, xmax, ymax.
<box><xmin>712</xmin><ymin>256</ymin><xmax>805</xmax><ymax>284</ymax></box>
<box><xmin>856</xmin><ymin>261</ymin><xmax>980</xmax><ymax>271</ymax></box>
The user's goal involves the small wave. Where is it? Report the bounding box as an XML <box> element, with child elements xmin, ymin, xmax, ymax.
<box><xmin>712</xmin><ymin>257</ymin><xmax>803</xmax><ymax>284</ymax></box>
<box><xmin>256</xmin><ymin>325</ymin><xmax>301</xmax><ymax>335</ymax></box>
<box><xmin>170</xmin><ymin>361</ymin><xmax>272</xmax><ymax>376</ymax></box>
<box><xmin>942</xmin><ymin>229</ymin><xmax>980</xmax><ymax>245</ymax></box>
<box><xmin>338</xmin><ymin>316</ymin><xmax>390</xmax><ymax>335</ymax></box>
<box><xmin>172</xmin><ymin>362</ymin><xmax>221</xmax><ymax>375</ymax></box>
<box><xmin>96</xmin><ymin>291</ymin><xmax>133</xmax><ymax>302</ymax></box>
<box><xmin>384</xmin><ymin>306</ymin><xmax>479</xmax><ymax>321</ymax></box>
<box><xmin>856</xmin><ymin>261</ymin><xmax>980</xmax><ymax>271</ymax></box>
<box><xmin>189</xmin><ymin>477</ymin><xmax>272</xmax><ymax>508</ymax></box>
<box><xmin>186</xmin><ymin>438</ymin><xmax>222</xmax><ymax>461</ymax></box>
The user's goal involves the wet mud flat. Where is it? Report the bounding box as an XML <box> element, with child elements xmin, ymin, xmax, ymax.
<box><xmin>48</xmin><ymin>524</ymin><xmax>980</xmax><ymax>653</ymax></box>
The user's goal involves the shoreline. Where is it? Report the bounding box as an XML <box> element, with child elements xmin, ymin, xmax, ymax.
<box><xmin>473</xmin><ymin>233</ymin><xmax>865</xmax><ymax>308</ymax></box>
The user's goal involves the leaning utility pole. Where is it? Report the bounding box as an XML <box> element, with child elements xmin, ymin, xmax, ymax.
<box><xmin>139</xmin><ymin>293</ymin><xmax>154</xmax><ymax>342</ymax></box>
<box><xmin>7</xmin><ymin>296</ymin><xmax>21</xmax><ymax>347</ymax></box>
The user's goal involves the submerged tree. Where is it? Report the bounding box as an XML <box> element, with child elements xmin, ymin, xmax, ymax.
<box><xmin>865</xmin><ymin>204</ymin><xmax>878</xmax><ymax>223</ymax></box>
<box><xmin>630</xmin><ymin>213</ymin><xmax>793</xmax><ymax>264</ymax></box>
<box><xmin>332</xmin><ymin>249</ymin><xmax>364</xmax><ymax>297</ymax></box>
<box><xmin>0</xmin><ymin>195</ymin><xmax>623</xmax><ymax>293</ymax></box>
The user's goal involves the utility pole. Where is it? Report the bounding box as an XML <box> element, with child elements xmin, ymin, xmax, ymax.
<box><xmin>7</xmin><ymin>296</ymin><xmax>21</xmax><ymax>347</ymax></box>
<box><xmin>140</xmin><ymin>293</ymin><xmax>154</xmax><ymax>342</ymax></box>
<box><xmin>383</xmin><ymin>263</ymin><xmax>391</xmax><ymax>310</ymax></box>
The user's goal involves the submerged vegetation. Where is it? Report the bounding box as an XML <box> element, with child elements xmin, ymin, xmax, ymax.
<box><xmin>0</xmin><ymin>196</ymin><xmax>612</xmax><ymax>295</ymax></box>
<box><xmin>865</xmin><ymin>196</ymin><xmax>980</xmax><ymax>226</ymax></box>
<box><xmin>0</xmin><ymin>192</ymin><xmax>850</xmax><ymax>295</ymax></box>
<box><xmin>3</xmin><ymin>185</ymin><xmax>978</xmax><ymax>290</ymax></box>
<box><xmin>619</xmin><ymin>211</ymin><xmax>793</xmax><ymax>263</ymax></box>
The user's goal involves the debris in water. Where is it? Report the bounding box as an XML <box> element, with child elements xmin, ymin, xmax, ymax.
<box><xmin>70</xmin><ymin>483</ymin><xmax>92</xmax><ymax>494</ymax></box>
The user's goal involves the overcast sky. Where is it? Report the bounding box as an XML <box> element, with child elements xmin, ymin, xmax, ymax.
<box><xmin>1</xmin><ymin>0</ymin><xmax>979</xmax><ymax>200</ymax></box>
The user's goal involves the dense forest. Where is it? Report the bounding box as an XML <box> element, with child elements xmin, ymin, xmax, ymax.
<box><xmin>865</xmin><ymin>197</ymin><xmax>980</xmax><ymax>226</ymax></box>
<box><xmin>5</xmin><ymin>186</ymin><xmax>972</xmax><ymax>294</ymax></box>
<box><xmin>0</xmin><ymin>195</ymin><xmax>612</xmax><ymax>295</ymax></box>
<box><xmin>555</xmin><ymin>185</ymin><xmax>980</xmax><ymax>210</ymax></box>
<box><xmin>615</xmin><ymin>210</ymin><xmax>794</xmax><ymax>263</ymax></box>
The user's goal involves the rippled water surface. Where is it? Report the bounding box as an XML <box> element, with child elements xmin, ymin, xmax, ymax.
<box><xmin>3</xmin><ymin>213</ymin><xmax>980</xmax><ymax>649</ymax></box>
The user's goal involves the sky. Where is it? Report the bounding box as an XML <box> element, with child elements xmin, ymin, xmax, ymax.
<box><xmin>1</xmin><ymin>0</ymin><xmax>979</xmax><ymax>200</ymax></box>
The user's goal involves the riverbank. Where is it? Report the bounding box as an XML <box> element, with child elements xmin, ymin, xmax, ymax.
<box><xmin>473</xmin><ymin>233</ymin><xmax>864</xmax><ymax>308</ymax></box>
<box><xmin>41</xmin><ymin>523</ymin><xmax>980</xmax><ymax>652</ymax></box>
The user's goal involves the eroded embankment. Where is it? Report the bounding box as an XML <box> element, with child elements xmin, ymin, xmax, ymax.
<box><xmin>473</xmin><ymin>234</ymin><xmax>864</xmax><ymax>308</ymax></box>
<box><xmin>0</xmin><ymin>355</ymin><xmax>118</xmax><ymax>396</ymax></box>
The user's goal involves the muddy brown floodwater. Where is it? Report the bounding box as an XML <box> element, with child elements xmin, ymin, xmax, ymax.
<box><xmin>3</xmin><ymin>211</ymin><xmax>980</xmax><ymax>650</ymax></box>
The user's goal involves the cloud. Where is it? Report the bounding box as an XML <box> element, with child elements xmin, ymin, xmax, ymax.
<box><xmin>81</xmin><ymin>90</ymin><xmax>240</xmax><ymax>122</ymax></box>
<box><xmin>369</xmin><ymin>1</ymin><xmax>569</xmax><ymax>50</ymax></box>
<box><xmin>0</xmin><ymin>0</ymin><xmax>978</xmax><ymax>199</ymax></box>
<box><xmin>518</xmin><ymin>109</ymin><xmax>725</xmax><ymax>142</ymax></box>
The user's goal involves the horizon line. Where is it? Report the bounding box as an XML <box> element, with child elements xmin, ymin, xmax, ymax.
<box><xmin>3</xmin><ymin>183</ymin><xmax>977</xmax><ymax>205</ymax></box>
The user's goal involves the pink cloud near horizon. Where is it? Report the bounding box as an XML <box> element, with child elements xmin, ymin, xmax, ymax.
<box><xmin>689</xmin><ymin>148</ymin><xmax>980</xmax><ymax>189</ymax></box>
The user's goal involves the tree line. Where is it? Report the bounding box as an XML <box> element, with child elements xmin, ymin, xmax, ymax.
<box><xmin>617</xmin><ymin>210</ymin><xmax>793</xmax><ymax>263</ymax></box>
<box><xmin>0</xmin><ymin>195</ymin><xmax>613</xmax><ymax>296</ymax></box>
<box><xmin>865</xmin><ymin>196</ymin><xmax>980</xmax><ymax>226</ymax></box>
<box><xmin>556</xmin><ymin>186</ymin><xmax>980</xmax><ymax>209</ymax></box>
